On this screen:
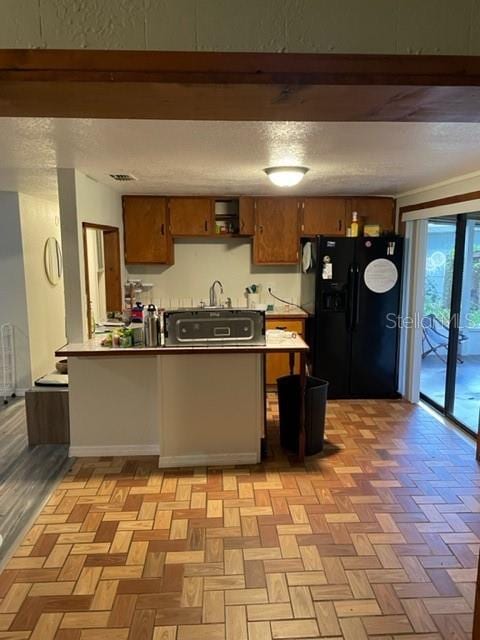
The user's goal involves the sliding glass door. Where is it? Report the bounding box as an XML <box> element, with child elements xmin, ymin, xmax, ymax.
<box><xmin>420</xmin><ymin>214</ymin><xmax>480</xmax><ymax>435</ymax></box>
<box><xmin>451</xmin><ymin>214</ymin><xmax>480</xmax><ymax>432</ymax></box>
<box><xmin>420</xmin><ymin>218</ymin><xmax>457</xmax><ymax>411</ymax></box>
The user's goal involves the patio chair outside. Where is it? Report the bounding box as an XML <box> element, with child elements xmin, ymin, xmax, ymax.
<box><xmin>422</xmin><ymin>313</ymin><xmax>468</xmax><ymax>364</ymax></box>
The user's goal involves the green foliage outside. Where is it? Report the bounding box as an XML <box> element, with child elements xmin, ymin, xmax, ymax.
<box><xmin>424</xmin><ymin>246</ymin><xmax>480</xmax><ymax>328</ymax></box>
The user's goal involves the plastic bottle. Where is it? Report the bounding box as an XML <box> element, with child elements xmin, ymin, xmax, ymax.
<box><xmin>351</xmin><ymin>211</ymin><xmax>359</xmax><ymax>237</ymax></box>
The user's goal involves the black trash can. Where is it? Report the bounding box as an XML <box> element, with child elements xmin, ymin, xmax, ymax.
<box><xmin>277</xmin><ymin>375</ymin><xmax>328</xmax><ymax>456</ymax></box>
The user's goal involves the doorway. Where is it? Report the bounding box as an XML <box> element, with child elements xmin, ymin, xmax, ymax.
<box><xmin>82</xmin><ymin>223</ymin><xmax>122</xmax><ymax>338</ymax></box>
<box><xmin>420</xmin><ymin>213</ymin><xmax>480</xmax><ymax>435</ymax></box>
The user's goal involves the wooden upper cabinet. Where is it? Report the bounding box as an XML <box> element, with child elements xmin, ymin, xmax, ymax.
<box><xmin>123</xmin><ymin>196</ymin><xmax>172</xmax><ymax>264</ymax></box>
<box><xmin>301</xmin><ymin>198</ymin><xmax>346</xmax><ymax>236</ymax></box>
<box><xmin>253</xmin><ymin>198</ymin><xmax>300</xmax><ymax>264</ymax></box>
<box><xmin>168</xmin><ymin>197</ymin><xmax>214</xmax><ymax>236</ymax></box>
<box><xmin>238</xmin><ymin>197</ymin><xmax>255</xmax><ymax>236</ymax></box>
<box><xmin>346</xmin><ymin>197</ymin><xmax>396</xmax><ymax>233</ymax></box>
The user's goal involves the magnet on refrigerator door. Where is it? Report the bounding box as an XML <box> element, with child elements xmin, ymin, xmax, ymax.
<box><xmin>322</xmin><ymin>255</ymin><xmax>333</xmax><ymax>280</ymax></box>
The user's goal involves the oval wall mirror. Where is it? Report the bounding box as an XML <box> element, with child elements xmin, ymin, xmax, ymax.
<box><xmin>44</xmin><ymin>237</ymin><xmax>63</xmax><ymax>285</ymax></box>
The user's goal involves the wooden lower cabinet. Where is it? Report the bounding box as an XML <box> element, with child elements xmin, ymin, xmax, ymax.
<box><xmin>265</xmin><ymin>317</ymin><xmax>305</xmax><ymax>385</ymax></box>
<box><xmin>25</xmin><ymin>388</ymin><xmax>70</xmax><ymax>444</ymax></box>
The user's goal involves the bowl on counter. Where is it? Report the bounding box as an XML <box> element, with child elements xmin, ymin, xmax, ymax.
<box><xmin>55</xmin><ymin>359</ymin><xmax>68</xmax><ymax>374</ymax></box>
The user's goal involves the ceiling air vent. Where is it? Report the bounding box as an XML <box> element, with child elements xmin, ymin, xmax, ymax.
<box><xmin>109</xmin><ymin>173</ymin><xmax>137</xmax><ymax>182</ymax></box>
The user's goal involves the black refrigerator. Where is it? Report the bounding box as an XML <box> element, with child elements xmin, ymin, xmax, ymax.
<box><xmin>300</xmin><ymin>236</ymin><xmax>403</xmax><ymax>399</ymax></box>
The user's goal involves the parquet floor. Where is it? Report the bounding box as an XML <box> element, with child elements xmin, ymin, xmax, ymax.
<box><xmin>0</xmin><ymin>396</ymin><xmax>479</xmax><ymax>639</ymax></box>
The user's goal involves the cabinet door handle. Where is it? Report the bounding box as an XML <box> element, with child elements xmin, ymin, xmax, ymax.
<box><xmin>160</xmin><ymin>223</ymin><xmax>165</xmax><ymax>236</ymax></box>
<box><xmin>259</xmin><ymin>225</ymin><xmax>263</xmax><ymax>233</ymax></box>
<box><xmin>338</xmin><ymin>219</ymin><xmax>342</xmax><ymax>232</ymax></box>
<box><xmin>240</xmin><ymin>219</ymin><xmax>244</xmax><ymax>231</ymax></box>
<box><xmin>204</xmin><ymin>220</ymin><xmax>208</xmax><ymax>232</ymax></box>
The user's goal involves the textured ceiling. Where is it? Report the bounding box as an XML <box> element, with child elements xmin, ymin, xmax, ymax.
<box><xmin>2</xmin><ymin>119</ymin><xmax>480</xmax><ymax>202</ymax></box>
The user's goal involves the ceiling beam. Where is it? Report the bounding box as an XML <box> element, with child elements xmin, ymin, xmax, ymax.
<box><xmin>1</xmin><ymin>50</ymin><xmax>480</xmax><ymax>121</ymax></box>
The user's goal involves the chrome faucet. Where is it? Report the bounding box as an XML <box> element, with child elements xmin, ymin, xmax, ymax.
<box><xmin>209</xmin><ymin>280</ymin><xmax>223</xmax><ymax>307</ymax></box>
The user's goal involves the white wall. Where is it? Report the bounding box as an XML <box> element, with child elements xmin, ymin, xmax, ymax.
<box><xmin>0</xmin><ymin>192</ymin><xmax>31</xmax><ymax>391</ymax></box>
<box><xmin>0</xmin><ymin>191</ymin><xmax>65</xmax><ymax>391</ymax></box>
<box><xmin>127</xmin><ymin>238</ymin><xmax>301</xmax><ymax>308</ymax></box>
<box><xmin>397</xmin><ymin>170</ymin><xmax>480</xmax><ymax>212</ymax></box>
<box><xmin>58</xmin><ymin>169</ymin><xmax>83</xmax><ymax>343</ymax></box>
<box><xmin>1</xmin><ymin>0</ymin><xmax>479</xmax><ymax>55</ymax></box>
<box><xmin>58</xmin><ymin>169</ymin><xmax>124</xmax><ymax>342</ymax></box>
<box><xmin>19</xmin><ymin>193</ymin><xmax>66</xmax><ymax>381</ymax></box>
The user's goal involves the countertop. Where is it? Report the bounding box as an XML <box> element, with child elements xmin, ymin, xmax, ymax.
<box><xmin>56</xmin><ymin>334</ymin><xmax>309</xmax><ymax>357</ymax></box>
<box><xmin>161</xmin><ymin>306</ymin><xmax>308</xmax><ymax>319</ymax></box>
<box><xmin>265</xmin><ymin>308</ymin><xmax>308</xmax><ymax>320</ymax></box>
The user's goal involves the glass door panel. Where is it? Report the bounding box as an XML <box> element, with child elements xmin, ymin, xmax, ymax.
<box><xmin>451</xmin><ymin>214</ymin><xmax>480</xmax><ymax>433</ymax></box>
<box><xmin>420</xmin><ymin>218</ymin><xmax>457</xmax><ymax>409</ymax></box>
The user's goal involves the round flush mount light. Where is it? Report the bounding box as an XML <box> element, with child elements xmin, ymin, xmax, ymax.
<box><xmin>264</xmin><ymin>166</ymin><xmax>309</xmax><ymax>187</ymax></box>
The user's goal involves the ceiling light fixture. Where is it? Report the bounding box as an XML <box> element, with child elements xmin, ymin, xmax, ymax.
<box><xmin>264</xmin><ymin>166</ymin><xmax>309</xmax><ymax>187</ymax></box>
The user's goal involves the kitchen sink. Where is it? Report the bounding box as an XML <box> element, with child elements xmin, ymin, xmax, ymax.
<box><xmin>164</xmin><ymin>309</ymin><xmax>265</xmax><ymax>346</ymax></box>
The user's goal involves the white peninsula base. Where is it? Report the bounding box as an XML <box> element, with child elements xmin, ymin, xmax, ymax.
<box><xmin>67</xmin><ymin>353</ymin><xmax>264</xmax><ymax>467</ymax></box>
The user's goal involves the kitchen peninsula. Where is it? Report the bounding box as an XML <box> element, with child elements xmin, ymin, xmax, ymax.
<box><xmin>56</xmin><ymin>330</ymin><xmax>308</xmax><ymax>467</ymax></box>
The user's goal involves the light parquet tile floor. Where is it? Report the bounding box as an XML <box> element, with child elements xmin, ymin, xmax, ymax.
<box><xmin>0</xmin><ymin>396</ymin><xmax>479</xmax><ymax>639</ymax></box>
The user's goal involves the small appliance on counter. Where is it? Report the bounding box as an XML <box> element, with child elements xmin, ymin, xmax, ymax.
<box><xmin>164</xmin><ymin>309</ymin><xmax>265</xmax><ymax>346</ymax></box>
<box><xmin>123</xmin><ymin>280</ymin><xmax>154</xmax><ymax>324</ymax></box>
<box><xmin>131</xmin><ymin>302</ymin><xmax>144</xmax><ymax>323</ymax></box>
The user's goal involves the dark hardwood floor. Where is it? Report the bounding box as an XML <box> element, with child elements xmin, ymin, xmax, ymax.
<box><xmin>0</xmin><ymin>399</ymin><xmax>72</xmax><ymax>565</ymax></box>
